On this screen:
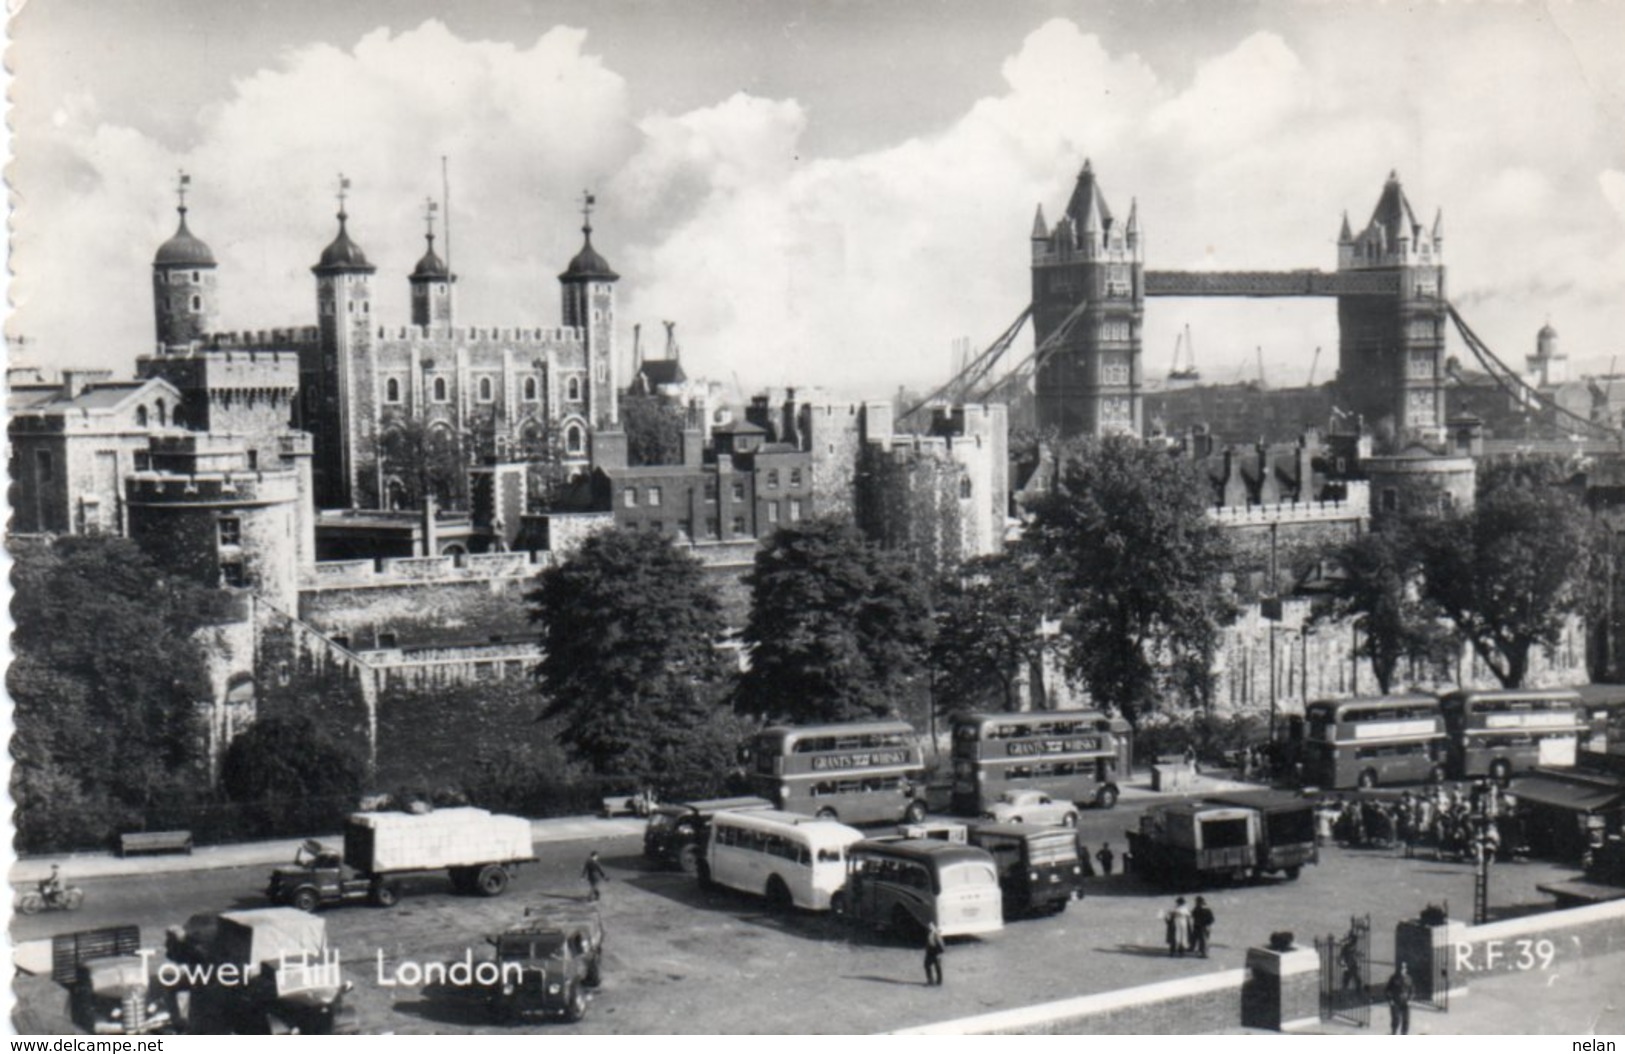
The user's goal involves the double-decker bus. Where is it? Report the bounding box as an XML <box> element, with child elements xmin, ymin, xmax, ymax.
<box><xmin>949</xmin><ymin>710</ymin><xmax>1130</xmax><ymax>816</ymax></box>
<box><xmin>1438</xmin><ymin>688</ymin><xmax>1585</xmax><ymax>781</ymax></box>
<box><xmin>837</xmin><ymin>837</ymin><xmax>1004</xmax><ymax>937</ymax></box>
<box><xmin>1295</xmin><ymin>695</ymin><xmax>1446</xmax><ymax>789</ymax></box>
<box><xmin>745</xmin><ymin>721</ymin><xmax>927</xmax><ymax>825</ymax></box>
<box><xmin>701</xmin><ymin>809</ymin><xmax>863</xmax><ymax>911</ymax></box>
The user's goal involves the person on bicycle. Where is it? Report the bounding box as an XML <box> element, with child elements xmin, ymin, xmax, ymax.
<box><xmin>38</xmin><ymin>865</ymin><xmax>64</xmax><ymax>907</ymax></box>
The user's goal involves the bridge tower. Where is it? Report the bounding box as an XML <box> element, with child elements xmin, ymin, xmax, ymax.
<box><xmin>1335</xmin><ymin>172</ymin><xmax>1447</xmax><ymax>443</ymax></box>
<box><xmin>1031</xmin><ymin>161</ymin><xmax>1144</xmax><ymax>437</ymax></box>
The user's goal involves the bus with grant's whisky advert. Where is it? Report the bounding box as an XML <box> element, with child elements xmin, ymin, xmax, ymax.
<box><xmin>1294</xmin><ymin>695</ymin><xmax>1447</xmax><ymax>790</ymax></box>
<box><xmin>1438</xmin><ymin>687</ymin><xmax>1585</xmax><ymax>782</ymax></box>
<box><xmin>949</xmin><ymin>710</ymin><xmax>1130</xmax><ymax>816</ymax></box>
<box><xmin>744</xmin><ymin>721</ymin><xmax>928</xmax><ymax>825</ymax></box>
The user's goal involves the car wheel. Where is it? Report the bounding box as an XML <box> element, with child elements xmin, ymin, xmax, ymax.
<box><xmin>292</xmin><ymin>888</ymin><xmax>320</xmax><ymax>913</ymax></box>
<box><xmin>816</xmin><ymin>807</ymin><xmax>838</xmax><ymax>822</ymax></box>
<box><xmin>1062</xmin><ymin>812</ymin><xmax>1078</xmax><ymax>828</ymax></box>
<box><xmin>1285</xmin><ymin>866</ymin><xmax>1301</xmax><ymax>881</ymax></box>
<box><xmin>677</xmin><ymin>843</ymin><xmax>701</xmax><ymax>875</ymax></box>
<box><xmin>476</xmin><ymin>865</ymin><xmax>510</xmax><ymax>897</ymax></box>
<box><xmin>904</xmin><ymin>800</ymin><xmax>928</xmax><ymax>825</ymax></box>
<box><xmin>563</xmin><ymin>986</ymin><xmax>588</xmax><ymax>1023</ymax></box>
<box><xmin>1096</xmin><ymin>785</ymin><xmax>1119</xmax><ymax>810</ymax></box>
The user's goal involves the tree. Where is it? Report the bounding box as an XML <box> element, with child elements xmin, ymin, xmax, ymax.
<box><xmin>1415</xmin><ymin>458</ymin><xmax>1602</xmax><ymax>687</ymax></box>
<box><xmin>8</xmin><ymin>535</ymin><xmax>219</xmax><ymax>849</ymax></box>
<box><xmin>1319</xmin><ymin>523</ymin><xmax>1454</xmax><ymax>694</ymax></box>
<box><xmin>621</xmin><ymin>393</ymin><xmax>688</xmax><ymax>467</ymax></box>
<box><xmin>220</xmin><ymin>715</ymin><xmax>368</xmax><ymax>837</ymax></box>
<box><xmin>737</xmin><ymin>518</ymin><xmax>934</xmax><ymax>724</ymax></box>
<box><xmin>1022</xmin><ymin>436</ymin><xmax>1235</xmax><ymax>730</ymax></box>
<box><xmin>932</xmin><ymin>552</ymin><xmax>1051</xmax><ymax>713</ymax></box>
<box><xmin>367</xmin><ymin>412</ymin><xmax>471</xmax><ymax>510</ymax></box>
<box><xmin>530</xmin><ymin>527</ymin><xmax>733</xmax><ymax>789</ymax></box>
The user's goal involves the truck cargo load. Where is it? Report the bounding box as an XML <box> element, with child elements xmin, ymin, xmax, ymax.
<box><xmin>344</xmin><ymin>808</ymin><xmax>534</xmax><ymax>875</ymax></box>
<box><xmin>216</xmin><ymin>909</ymin><xmax>329</xmax><ymax>976</ymax></box>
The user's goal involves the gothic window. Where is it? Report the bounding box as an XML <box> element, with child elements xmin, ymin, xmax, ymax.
<box><xmin>1408</xmin><ymin>352</ymin><xmax>1434</xmax><ymax>380</ymax></box>
<box><xmin>523</xmin><ymin>377</ymin><xmax>539</xmax><ymax>401</ymax></box>
<box><xmin>385</xmin><ymin>378</ymin><xmax>401</xmax><ymax>403</ymax></box>
<box><xmin>623</xmin><ymin>488</ymin><xmax>638</xmax><ymax>508</ymax></box>
<box><xmin>362</xmin><ymin>300</ymin><xmax>370</xmax><ymax>315</ymax></box>
<box><xmin>478</xmin><ymin>377</ymin><xmax>494</xmax><ymax>403</ymax></box>
<box><xmin>1100</xmin><ymin>355</ymin><xmax>1130</xmax><ymax>386</ymax></box>
<box><xmin>433</xmin><ymin>377</ymin><xmax>449</xmax><ymax>402</ymax></box>
<box><xmin>218</xmin><ymin>516</ymin><xmax>242</xmax><ymax>547</ymax></box>
<box><xmin>1101</xmin><ymin>395</ymin><xmax>1132</xmax><ymax>422</ymax></box>
<box><xmin>1100</xmin><ymin>320</ymin><xmax>1130</xmax><ymax>342</ymax></box>
<box><xmin>595</xmin><ymin>360</ymin><xmax>607</xmax><ymax>383</ymax></box>
<box><xmin>1407</xmin><ymin>390</ymin><xmax>1438</xmax><ymax>427</ymax></box>
<box><xmin>565</xmin><ymin>424</ymin><xmax>584</xmax><ymax>455</ymax></box>
<box><xmin>567</xmin><ymin>376</ymin><xmax>582</xmax><ymax>401</ymax></box>
<box><xmin>156</xmin><ymin>399</ymin><xmax>167</xmax><ymax>426</ymax></box>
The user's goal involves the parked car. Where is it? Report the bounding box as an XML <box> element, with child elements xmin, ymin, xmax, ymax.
<box><xmin>980</xmin><ymin>789</ymin><xmax>1079</xmax><ymax>828</ymax></box>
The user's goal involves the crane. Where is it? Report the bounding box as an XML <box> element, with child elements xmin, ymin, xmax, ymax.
<box><xmin>1256</xmin><ymin>346</ymin><xmax>1267</xmax><ymax>389</ymax></box>
<box><xmin>1306</xmin><ymin>346</ymin><xmax>1322</xmax><ymax>387</ymax></box>
<box><xmin>1169</xmin><ymin>324</ymin><xmax>1199</xmax><ymax>381</ymax></box>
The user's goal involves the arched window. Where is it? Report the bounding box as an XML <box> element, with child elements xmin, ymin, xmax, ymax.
<box><xmin>960</xmin><ymin>477</ymin><xmax>973</xmax><ymax>499</ymax></box>
<box><xmin>565</xmin><ymin>424</ymin><xmax>584</xmax><ymax>455</ymax></box>
<box><xmin>433</xmin><ymin>377</ymin><xmax>448</xmax><ymax>402</ymax></box>
<box><xmin>385</xmin><ymin>378</ymin><xmax>401</xmax><ymax>403</ymax></box>
<box><xmin>155</xmin><ymin>399</ymin><xmax>167</xmax><ymax>426</ymax></box>
<box><xmin>135</xmin><ymin>406</ymin><xmax>149</xmax><ymax>427</ymax></box>
<box><xmin>478</xmin><ymin>377</ymin><xmax>494</xmax><ymax>402</ymax></box>
<box><xmin>523</xmin><ymin>377</ymin><xmax>539</xmax><ymax>401</ymax></box>
<box><xmin>567</xmin><ymin>376</ymin><xmax>581</xmax><ymax>401</ymax></box>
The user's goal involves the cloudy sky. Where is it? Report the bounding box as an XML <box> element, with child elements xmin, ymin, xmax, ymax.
<box><xmin>9</xmin><ymin>0</ymin><xmax>1624</xmax><ymax>399</ymax></box>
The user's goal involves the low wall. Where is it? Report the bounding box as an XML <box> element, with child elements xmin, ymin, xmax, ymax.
<box><xmin>1431</xmin><ymin>897</ymin><xmax>1625</xmax><ymax>984</ymax></box>
<box><xmin>893</xmin><ymin>967</ymin><xmax>1248</xmax><ymax>1035</ymax></box>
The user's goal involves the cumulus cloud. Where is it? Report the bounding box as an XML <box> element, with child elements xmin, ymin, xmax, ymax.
<box><xmin>11</xmin><ymin>12</ymin><xmax>1625</xmax><ymax>395</ymax></box>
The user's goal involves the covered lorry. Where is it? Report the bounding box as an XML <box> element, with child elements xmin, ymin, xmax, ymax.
<box><xmin>267</xmin><ymin>807</ymin><xmax>536</xmax><ymax>910</ymax></box>
<box><xmin>1203</xmin><ymin>790</ymin><xmax>1319</xmax><ymax>879</ymax></box>
<box><xmin>1126</xmin><ymin>803</ymin><xmax>1263</xmax><ymax>886</ymax></box>
<box><xmin>164</xmin><ymin>908</ymin><xmax>358</xmax><ymax>1034</ymax></box>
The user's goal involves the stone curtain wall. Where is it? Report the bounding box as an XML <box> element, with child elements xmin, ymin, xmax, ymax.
<box><xmin>298</xmin><ymin>564</ymin><xmax>544</xmax><ymax>650</ymax></box>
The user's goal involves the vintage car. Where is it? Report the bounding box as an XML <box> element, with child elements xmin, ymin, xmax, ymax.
<box><xmin>53</xmin><ymin>928</ymin><xmax>170</xmax><ymax>1036</ymax></box>
<box><xmin>482</xmin><ymin>904</ymin><xmax>605</xmax><ymax>1023</ymax></box>
<box><xmin>980</xmin><ymin>789</ymin><xmax>1080</xmax><ymax>828</ymax></box>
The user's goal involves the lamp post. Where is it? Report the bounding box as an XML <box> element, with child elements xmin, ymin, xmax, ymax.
<box><xmin>1262</xmin><ymin>595</ymin><xmax>1283</xmax><ymax>742</ymax></box>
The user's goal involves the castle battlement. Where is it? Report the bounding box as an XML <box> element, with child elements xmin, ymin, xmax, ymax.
<box><xmin>301</xmin><ymin>549</ymin><xmax>554</xmax><ymax>589</ymax></box>
<box><xmin>205</xmin><ymin>328</ymin><xmax>322</xmax><ymax>348</ymax></box>
<box><xmin>125</xmin><ymin>467</ymin><xmax>303</xmax><ymax>505</ymax></box>
<box><xmin>377</xmin><ymin>324</ymin><xmax>580</xmax><ymax>344</ymax></box>
<box><xmin>1207</xmin><ymin>480</ymin><xmax>1370</xmax><ymax>526</ymax></box>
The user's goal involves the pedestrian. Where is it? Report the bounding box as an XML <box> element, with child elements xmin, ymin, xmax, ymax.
<box><xmin>1191</xmin><ymin>896</ymin><xmax>1215</xmax><ymax>958</ymax></box>
<box><xmin>1096</xmin><ymin>842</ymin><xmax>1115</xmax><ymax>876</ymax></box>
<box><xmin>1183</xmin><ymin>743</ymin><xmax>1199</xmax><ymax>773</ymax></box>
<box><xmin>1166</xmin><ymin>896</ymin><xmax>1192</xmax><ymax>957</ymax></box>
<box><xmin>1339</xmin><ymin>930</ymin><xmax>1362</xmax><ymax>991</ymax></box>
<box><xmin>923</xmin><ymin>921</ymin><xmax>945</xmax><ymax>986</ymax></box>
<box><xmin>1384</xmin><ymin>962</ymin><xmax>1414</xmax><ymax>1035</ymax></box>
<box><xmin>582</xmin><ymin>850</ymin><xmax>609</xmax><ymax>902</ymax></box>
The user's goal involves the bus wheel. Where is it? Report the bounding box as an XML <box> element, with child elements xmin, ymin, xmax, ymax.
<box><xmin>904</xmin><ymin>800</ymin><xmax>928</xmax><ymax>825</ymax></box>
<box><xmin>1490</xmin><ymin>759</ymin><xmax>1512</xmax><ymax>785</ymax></box>
<box><xmin>678</xmin><ymin>843</ymin><xmax>701</xmax><ymax>875</ymax></box>
<box><xmin>1096</xmin><ymin>785</ymin><xmax>1119</xmax><ymax>810</ymax></box>
<box><xmin>1357</xmin><ymin>769</ymin><xmax>1378</xmax><ymax>790</ymax></box>
<box><xmin>765</xmin><ymin>875</ymin><xmax>793</xmax><ymax>910</ymax></box>
<box><xmin>816</xmin><ymin>807</ymin><xmax>838</xmax><ymax>822</ymax></box>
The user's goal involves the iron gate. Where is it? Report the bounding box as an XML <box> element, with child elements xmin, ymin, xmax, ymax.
<box><xmin>1316</xmin><ymin>914</ymin><xmax>1371</xmax><ymax>1027</ymax></box>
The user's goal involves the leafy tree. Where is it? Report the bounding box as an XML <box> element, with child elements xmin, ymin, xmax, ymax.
<box><xmin>8</xmin><ymin>536</ymin><xmax>218</xmax><ymax>849</ymax></box>
<box><xmin>1415</xmin><ymin>458</ymin><xmax>1602</xmax><ymax>687</ymax></box>
<box><xmin>220</xmin><ymin>715</ymin><xmax>368</xmax><ymax>837</ymax></box>
<box><xmin>1022</xmin><ymin>436</ymin><xmax>1235</xmax><ymax>730</ymax></box>
<box><xmin>367</xmin><ymin>412</ymin><xmax>471</xmax><ymax>510</ymax></box>
<box><xmin>737</xmin><ymin>518</ymin><xmax>934</xmax><ymax>724</ymax></box>
<box><xmin>621</xmin><ymin>393</ymin><xmax>688</xmax><ymax>467</ymax></box>
<box><xmin>1319</xmin><ymin>523</ymin><xmax>1453</xmax><ymax>694</ymax></box>
<box><xmin>530</xmin><ymin>527</ymin><xmax>733</xmax><ymax>789</ymax></box>
<box><xmin>932</xmin><ymin>552</ymin><xmax>1051</xmax><ymax>713</ymax></box>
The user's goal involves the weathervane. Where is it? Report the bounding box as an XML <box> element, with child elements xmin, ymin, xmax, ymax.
<box><xmin>424</xmin><ymin>197</ymin><xmax>439</xmax><ymax>242</ymax></box>
<box><xmin>580</xmin><ymin>189</ymin><xmax>596</xmax><ymax>235</ymax></box>
<box><xmin>176</xmin><ymin>170</ymin><xmax>191</xmax><ymax>215</ymax></box>
<box><xmin>337</xmin><ymin>173</ymin><xmax>351</xmax><ymax>217</ymax></box>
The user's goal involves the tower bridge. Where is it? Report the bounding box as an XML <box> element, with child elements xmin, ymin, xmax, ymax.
<box><xmin>911</xmin><ymin>161</ymin><xmax>1610</xmax><ymax>444</ymax></box>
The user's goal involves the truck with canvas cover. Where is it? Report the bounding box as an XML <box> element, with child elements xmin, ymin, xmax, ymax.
<box><xmin>1126</xmin><ymin>802</ymin><xmax>1262</xmax><ymax>886</ymax></box>
<box><xmin>52</xmin><ymin>926</ymin><xmax>170</xmax><ymax>1035</ymax></box>
<box><xmin>968</xmin><ymin>822</ymin><xmax>1087</xmax><ymax>915</ymax></box>
<box><xmin>163</xmin><ymin>908</ymin><xmax>357</xmax><ymax>1034</ymax></box>
<box><xmin>266</xmin><ymin>807</ymin><xmax>536</xmax><ymax>910</ymax></box>
<box><xmin>1203</xmin><ymin>790</ymin><xmax>1319</xmax><ymax>879</ymax></box>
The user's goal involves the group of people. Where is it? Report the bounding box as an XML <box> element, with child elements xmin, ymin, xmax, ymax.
<box><xmin>1319</xmin><ymin>781</ymin><xmax>1524</xmax><ymax>863</ymax></box>
<box><xmin>1162</xmin><ymin>895</ymin><xmax>1216</xmax><ymax>957</ymax></box>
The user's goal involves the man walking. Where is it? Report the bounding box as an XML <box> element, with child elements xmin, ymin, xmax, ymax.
<box><xmin>923</xmin><ymin>922</ymin><xmax>945</xmax><ymax>986</ymax></box>
<box><xmin>1166</xmin><ymin>896</ymin><xmax>1192</xmax><ymax>957</ymax></box>
<box><xmin>1096</xmin><ymin>842</ymin><xmax>1115</xmax><ymax>877</ymax></box>
<box><xmin>1384</xmin><ymin>962</ymin><xmax>1414</xmax><ymax>1035</ymax></box>
<box><xmin>1191</xmin><ymin>896</ymin><xmax>1215</xmax><ymax>958</ymax></box>
<box><xmin>582</xmin><ymin>850</ymin><xmax>609</xmax><ymax>902</ymax></box>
